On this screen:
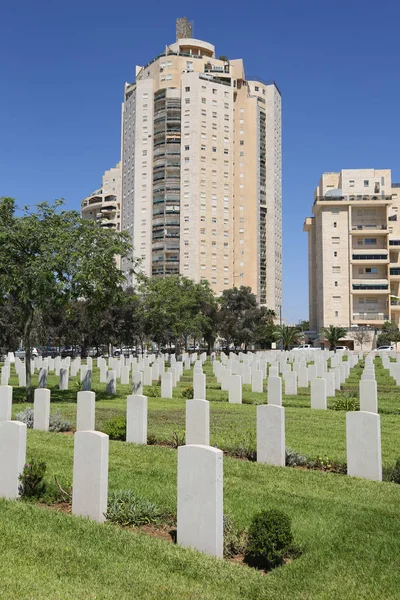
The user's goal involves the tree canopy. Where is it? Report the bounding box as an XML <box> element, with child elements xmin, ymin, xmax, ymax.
<box><xmin>0</xmin><ymin>197</ymin><xmax>135</xmax><ymax>398</ymax></box>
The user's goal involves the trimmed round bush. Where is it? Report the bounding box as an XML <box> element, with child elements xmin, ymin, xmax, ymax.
<box><xmin>244</xmin><ymin>509</ymin><xmax>293</xmax><ymax>570</ymax></box>
<box><xmin>181</xmin><ymin>386</ymin><xmax>193</xmax><ymax>399</ymax></box>
<box><xmin>103</xmin><ymin>416</ymin><xmax>126</xmax><ymax>441</ymax></box>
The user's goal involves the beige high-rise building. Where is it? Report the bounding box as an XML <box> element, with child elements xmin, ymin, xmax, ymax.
<box><xmin>304</xmin><ymin>169</ymin><xmax>400</xmax><ymax>347</ymax></box>
<box><xmin>81</xmin><ymin>162</ymin><xmax>122</xmax><ymax>231</ymax></box>
<box><xmin>120</xmin><ymin>18</ymin><xmax>282</xmax><ymax>309</ymax></box>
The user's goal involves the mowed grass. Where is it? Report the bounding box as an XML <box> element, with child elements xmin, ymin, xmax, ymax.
<box><xmin>1</xmin><ymin>356</ymin><xmax>400</xmax><ymax>599</ymax></box>
<box><xmin>8</xmin><ymin>357</ymin><xmax>400</xmax><ymax>466</ymax></box>
<box><xmin>0</xmin><ymin>431</ymin><xmax>398</xmax><ymax>599</ymax></box>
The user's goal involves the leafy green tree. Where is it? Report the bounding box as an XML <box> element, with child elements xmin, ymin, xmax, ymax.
<box><xmin>321</xmin><ymin>325</ymin><xmax>347</xmax><ymax>350</ymax></box>
<box><xmin>218</xmin><ymin>286</ymin><xmax>275</xmax><ymax>350</ymax></box>
<box><xmin>376</xmin><ymin>320</ymin><xmax>400</xmax><ymax>347</ymax></box>
<box><xmin>0</xmin><ymin>295</ymin><xmax>23</xmax><ymax>352</ymax></box>
<box><xmin>140</xmin><ymin>275</ymin><xmax>216</xmax><ymax>352</ymax></box>
<box><xmin>297</xmin><ymin>319</ymin><xmax>310</xmax><ymax>331</ymax></box>
<box><xmin>273</xmin><ymin>325</ymin><xmax>301</xmax><ymax>351</ymax></box>
<box><xmin>0</xmin><ymin>198</ymin><xmax>134</xmax><ymax>399</ymax></box>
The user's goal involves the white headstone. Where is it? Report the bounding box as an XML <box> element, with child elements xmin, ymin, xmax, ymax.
<box><xmin>285</xmin><ymin>371</ymin><xmax>297</xmax><ymax>395</ymax></box>
<box><xmin>326</xmin><ymin>372</ymin><xmax>336</xmax><ymax>397</ymax></box>
<box><xmin>72</xmin><ymin>431</ymin><xmax>109</xmax><ymax>522</ymax></box>
<box><xmin>132</xmin><ymin>371</ymin><xmax>143</xmax><ymax>395</ymax></box>
<box><xmin>267</xmin><ymin>376</ymin><xmax>282</xmax><ymax>406</ymax></box>
<box><xmin>298</xmin><ymin>367</ymin><xmax>308</xmax><ymax>388</ymax></box>
<box><xmin>251</xmin><ymin>370</ymin><xmax>263</xmax><ymax>393</ymax></box>
<box><xmin>311</xmin><ymin>378</ymin><xmax>327</xmax><ymax>410</ymax></box>
<box><xmin>76</xmin><ymin>391</ymin><xmax>95</xmax><ymax>431</ymax></box>
<box><xmin>346</xmin><ymin>411</ymin><xmax>382</xmax><ymax>481</ymax></box>
<box><xmin>120</xmin><ymin>365</ymin><xmax>130</xmax><ymax>385</ymax></box>
<box><xmin>0</xmin><ymin>386</ymin><xmax>12</xmax><ymax>421</ymax></box>
<box><xmin>106</xmin><ymin>370</ymin><xmax>116</xmax><ymax>395</ymax></box>
<box><xmin>269</xmin><ymin>366</ymin><xmax>279</xmax><ymax>378</ymax></box>
<box><xmin>193</xmin><ymin>372</ymin><xmax>206</xmax><ymax>400</ymax></box>
<box><xmin>308</xmin><ymin>364</ymin><xmax>317</xmax><ymax>381</ymax></box>
<box><xmin>186</xmin><ymin>399</ymin><xmax>210</xmax><ymax>446</ymax></box>
<box><xmin>359</xmin><ymin>380</ymin><xmax>378</xmax><ymax>413</ymax></box>
<box><xmin>126</xmin><ymin>395</ymin><xmax>147</xmax><ymax>444</ymax></box>
<box><xmin>82</xmin><ymin>369</ymin><xmax>92</xmax><ymax>391</ymax></box>
<box><xmin>33</xmin><ymin>388</ymin><xmax>50</xmax><ymax>431</ymax></box>
<box><xmin>257</xmin><ymin>404</ymin><xmax>285</xmax><ymax>466</ymax></box>
<box><xmin>161</xmin><ymin>372</ymin><xmax>173</xmax><ymax>399</ymax></box>
<box><xmin>0</xmin><ymin>421</ymin><xmax>27</xmax><ymax>499</ymax></box>
<box><xmin>177</xmin><ymin>445</ymin><xmax>223</xmax><ymax>558</ymax></box>
<box><xmin>228</xmin><ymin>374</ymin><xmax>242</xmax><ymax>404</ymax></box>
<box><xmin>38</xmin><ymin>368</ymin><xmax>47</xmax><ymax>388</ymax></box>
<box><xmin>59</xmin><ymin>368</ymin><xmax>69</xmax><ymax>390</ymax></box>
<box><xmin>242</xmin><ymin>365</ymin><xmax>252</xmax><ymax>385</ymax></box>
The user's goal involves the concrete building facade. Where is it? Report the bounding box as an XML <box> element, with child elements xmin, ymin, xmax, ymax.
<box><xmin>81</xmin><ymin>163</ymin><xmax>122</xmax><ymax>231</ymax></box>
<box><xmin>304</xmin><ymin>169</ymin><xmax>400</xmax><ymax>348</ymax></box>
<box><xmin>120</xmin><ymin>18</ymin><xmax>282</xmax><ymax>310</ymax></box>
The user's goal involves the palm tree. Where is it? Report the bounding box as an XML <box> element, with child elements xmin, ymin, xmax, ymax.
<box><xmin>321</xmin><ymin>325</ymin><xmax>347</xmax><ymax>350</ymax></box>
<box><xmin>273</xmin><ymin>325</ymin><xmax>301</xmax><ymax>351</ymax></box>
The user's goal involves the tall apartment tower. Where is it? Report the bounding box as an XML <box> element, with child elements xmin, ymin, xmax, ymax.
<box><xmin>304</xmin><ymin>169</ymin><xmax>400</xmax><ymax>345</ymax></box>
<box><xmin>121</xmin><ymin>18</ymin><xmax>282</xmax><ymax>309</ymax></box>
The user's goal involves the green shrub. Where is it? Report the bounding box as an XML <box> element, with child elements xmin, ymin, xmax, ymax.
<box><xmin>49</xmin><ymin>411</ymin><xmax>72</xmax><ymax>432</ymax></box>
<box><xmin>285</xmin><ymin>448</ymin><xmax>308</xmax><ymax>467</ymax></box>
<box><xmin>15</xmin><ymin>407</ymin><xmax>34</xmax><ymax>428</ymax></box>
<box><xmin>103</xmin><ymin>416</ymin><xmax>126</xmax><ymax>441</ymax></box>
<box><xmin>18</xmin><ymin>458</ymin><xmax>47</xmax><ymax>499</ymax></box>
<box><xmin>170</xmin><ymin>430</ymin><xmax>185</xmax><ymax>448</ymax></box>
<box><xmin>333</xmin><ymin>393</ymin><xmax>360</xmax><ymax>411</ymax></box>
<box><xmin>181</xmin><ymin>386</ymin><xmax>194</xmax><ymax>399</ymax></box>
<box><xmin>106</xmin><ymin>490</ymin><xmax>167</xmax><ymax>526</ymax></box>
<box><xmin>244</xmin><ymin>509</ymin><xmax>293</xmax><ymax>570</ymax></box>
<box><xmin>223</xmin><ymin>515</ymin><xmax>247</xmax><ymax>558</ymax></box>
<box><xmin>392</xmin><ymin>458</ymin><xmax>400</xmax><ymax>484</ymax></box>
<box><xmin>146</xmin><ymin>386</ymin><xmax>161</xmax><ymax>398</ymax></box>
<box><xmin>15</xmin><ymin>408</ymin><xmax>72</xmax><ymax>432</ymax></box>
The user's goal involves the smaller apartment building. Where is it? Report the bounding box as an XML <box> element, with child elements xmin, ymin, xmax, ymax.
<box><xmin>304</xmin><ymin>169</ymin><xmax>400</xmax><ymax>349</ymax></box>
<box><xmin>81</xmin><ymin>163</ymin><xmax>122</xmax><ymax>231</ymax></box>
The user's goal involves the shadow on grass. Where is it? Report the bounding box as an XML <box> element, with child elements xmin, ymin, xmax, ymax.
<box><xmin>12</xmin><ymin>386</ymin><xmax>120</xmax><ymax>404</ymax></box>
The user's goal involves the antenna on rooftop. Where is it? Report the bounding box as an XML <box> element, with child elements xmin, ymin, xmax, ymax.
<box><xmin>176</xmin><ymin>17</ymin><xmax>193</xmax><ymax>41</ymax></box>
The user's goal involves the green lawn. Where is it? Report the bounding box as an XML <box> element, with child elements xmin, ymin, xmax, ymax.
<box><xmin>8</xmin><ymin>358</ymin><xmax>400</xmax><ymax>467</ymax></box>
<box><xmin>0</xmin><ymin>431</ymin><xmax>399</xmax><ymax>599</ymax></box>
<box><xmin>1</xmin><ymin>356</ymin><xmax>400</xmax><ymax>599</ymax></box>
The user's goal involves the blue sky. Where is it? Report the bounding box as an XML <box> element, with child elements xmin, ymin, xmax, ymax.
<box><xmin>1</xmin><ymin>0</ymin><xmax>400</xmax><ymax>323</ymax></box>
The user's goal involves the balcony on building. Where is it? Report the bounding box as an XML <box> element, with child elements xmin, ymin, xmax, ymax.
<box><xmin>313</xmin><ymin>189</ymin><xmax>392</xmax><ymax>213</ymax></box>
<box><xmin>390</xmin><ymin>267</ymin><xmax>400</xmax><ymax>279</ymax></box>
<box><xmin>351</xmin><ymin>251</ymin><xmax>389</xmax><ymax>263</ymax></box>
<box><xmin>390</xmin><ymin>296</ymin><xmax>400</xmax><ymax>310</ymax></box>
<box><xmin>352</xmin><ymin>281</ymin><xmax>389</xmax><ymax>293</ymax></box>
<box><xmin>352</xmin><ymin>312</ymin><xmax>389</xmax><ymax>323</ymax></box>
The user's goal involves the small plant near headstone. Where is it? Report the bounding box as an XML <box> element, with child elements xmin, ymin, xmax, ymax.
<box><xmin>18</xmin><ymin>458</ymin><xmax>47</xmax><ymax>499</ymax></box>
<box><xmin>49</xmin><ymin>411</ymin><xmax>73</xmax><ymax>432</ymax></box>
<box><xmin>15</xmin><ymin>407</ymin><xmax>72</xmax><ymax>432</ymax></box>
<box><xmin>181</xmin><ymin>386</ymin><xmax>194</xmax><ymax>399</ymax></box>
<box><xmin>308</xmin><ymin>456</ymin><xmax>347</xmax><ymax>474</ymax></box>
<box><xmin>244</xmin><ymin>509</ymin><xmax>294</xmax><ymax>570</ymax></box>
<box><xmin>102</xmin><ymin>416</ymin><xmax>126</xmax><ymax>441</ymax></box>
<box><xmin>223</xmin><ymin>514</ymin><xmax>247</xmax><ymax>558</ymax></box>
<box><xmin>392</xmin><ymin>457</ymin><xmax>400</xmax><ymax>484</ymax></box>
<box><xmin>285</xmin><ymin>448</ymin><xmax>308</xmax><ymax>467</ymax></box>
<box><xmin>333</xmin><ymin>392</ymin><xmax>360</xmax><ymax>411</ymax></box>
<box><xmin>145</xmin><ymin>386</ymin><xmax>161</xmax><ymax>397</ymax></box>
<box><xmin>105</xmin><ymin>490</ymin><xmax>169</xmax><ymax>526</ymax></box>
<box><xmin>171</xmin><ymin>430</ymin><xmax>185</xmax><ymax>448</ymax></box>
<box><xmin>15</xmin><ymin>407</ymin><xmax>34</xmax><ymax>428</ymax></box>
